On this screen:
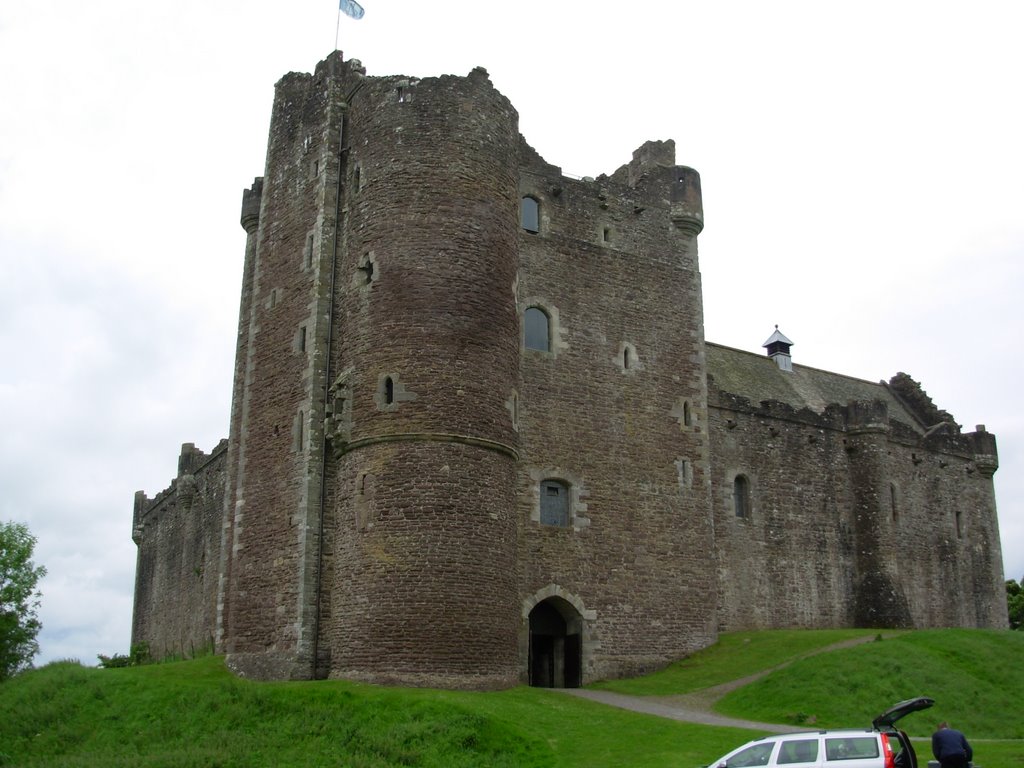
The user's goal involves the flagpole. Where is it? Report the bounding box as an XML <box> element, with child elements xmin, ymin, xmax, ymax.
<box><xmin>336</xmin><ymin>0</ymin><xmax>364</xmax><ymax>49</ymax></box>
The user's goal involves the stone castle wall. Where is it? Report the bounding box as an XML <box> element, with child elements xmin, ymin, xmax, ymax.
<box><xmin>514</xmin><ymin>143</ymin><xmax>717</xmax><ymax>681</ymax></box>
<box><xmin>131</xmin><ymin>441</ymin><xmax>226</xmax><ymax>659</ymax></box>
<box><xmin>130</xmin><ymin>52</ymin><xmax>1007</xmax><ymax>686</ymax></box>
<box><xmin>709</xmin><ymin>357</ymin><xmax>1006</xmax><ymax>632</ymax></box>
<box><xmin>323</xmin><ymin>66</ymin><xmax>523</xmax><ymax>689</ymax></box>
<box><xmin>217</xmin><ymin>56</ymin><xmax>353</xmax><ymax>680</ymax></box>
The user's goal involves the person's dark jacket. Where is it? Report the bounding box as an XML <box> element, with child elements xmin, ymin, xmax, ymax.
<box><xmin>932</xmin><ymin>727</ymin><xmax>972</xmax><ymax>762</ymax></box>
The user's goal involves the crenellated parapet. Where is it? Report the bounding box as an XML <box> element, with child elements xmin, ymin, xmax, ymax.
<box><xmin>239</xmin><ymin>177</ymin><xmax>262</xmax><ymax>233</ymax></box>
<box><xmin>844</xmin><ymin>398</ymin><xmax>890</xmax><ymax>437</ymax></box>
<box><xmin>967</xmin><ymin>425</ymin><xmax>999</xmax><ymax>477</ymax></box>
<box><xmin>133</xmin><ymin>441</ymin><xmax>228</xmax><ymax>536</ymax></box>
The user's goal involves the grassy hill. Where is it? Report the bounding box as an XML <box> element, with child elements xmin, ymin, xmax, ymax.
<box><xmin>1</xmin><ymin>630</ymin><xmax>1021</xmax><ymax>767</ymax></box>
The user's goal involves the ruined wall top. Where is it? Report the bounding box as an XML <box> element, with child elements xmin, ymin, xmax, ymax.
<box><xmin>886</xmin><ymin>372</ymin><xmax>959</xmax><ymax>431</ymax></box>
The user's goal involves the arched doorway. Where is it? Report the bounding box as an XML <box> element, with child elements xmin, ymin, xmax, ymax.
<box><xmin>528</xmin><ymin>597</ymin><xmax>582</xmax><ymax>688</ymax></box>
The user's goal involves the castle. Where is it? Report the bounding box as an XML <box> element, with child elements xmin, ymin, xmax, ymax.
<box><xmin>130</xmin><ymin>52</ymin><xmax>1007</xmax><ymax>689</ymax></box>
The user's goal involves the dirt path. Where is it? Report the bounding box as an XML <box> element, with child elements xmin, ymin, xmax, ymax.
<box><xmin>556</xmin><ymin>634</ymin><xmax>881</xmax><ymax>732</ymax></box>
<box><xmin>556</xmin><ymin>687</ymin><xmax>808</xmax><ymax>732</ymax></box>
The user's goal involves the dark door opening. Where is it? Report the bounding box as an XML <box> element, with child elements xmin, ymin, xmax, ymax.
<box><xmin>528</xmin><ymin>598</ymin><xmax>582</xmax><ymax>688</ymax></box>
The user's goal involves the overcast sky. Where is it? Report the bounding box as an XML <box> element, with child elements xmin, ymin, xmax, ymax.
<box><xmin>1</xmin><ymin>1</ymin><xmax>1021</xmax><ymax>665</ymax></box>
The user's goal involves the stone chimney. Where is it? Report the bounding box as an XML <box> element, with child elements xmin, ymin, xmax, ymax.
<box><xmin>763</xmin><ymin>326</ymin><xmax>793</xmax><ymax>371</ymax></box>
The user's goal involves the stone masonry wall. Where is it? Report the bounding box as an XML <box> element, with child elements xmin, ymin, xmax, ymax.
<box><xmin>709</xmin><ymin>402</ymin><xmax>856</xmax><ymax>630</ymax></box>
<box><xmin>131</xmin><ymin>441</ymin><xmax>226</xmax><ymax>659</ymax></box>
<box><xmin>323</xmin><ymin>66</ymin><xmax>523</xmax><ymax>688</ymax></box>
<box><xmin>710</xmin><ymin>389</ymin><xmax>1007</xmax><ymax>631</ymax></box>
<box><xmin>515</xmin><ymin>142</ymin><xmax>717</xmax><ymax>683</ymax></box>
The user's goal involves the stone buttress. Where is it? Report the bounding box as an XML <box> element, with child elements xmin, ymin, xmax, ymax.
<box><xmin>218</xmin><ymin>54</ymin><xmax>354</xmax><ymax>679</ymax></box>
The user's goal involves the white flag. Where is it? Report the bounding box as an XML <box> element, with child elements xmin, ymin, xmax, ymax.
<box><xmin>339</xmin><ymin>0</ymin><xmax>365</xmax><ymax>20</ymax></box>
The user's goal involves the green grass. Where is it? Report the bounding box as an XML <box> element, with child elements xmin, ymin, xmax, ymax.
<box><xmin>591</xmin><ymin>628</ymin><xmax>882</xmax><ymax>695</ymax></box>
<box><xmin>0</xmin><ymin>656</ymin><xmax>747</xmax><ymax>767</ymax></box>
<box><xmin>714</xmin><ymin>630</ymin><xmax>1024</xmax><ymax>739</ymax></box>
<box><xmin>1</xmin><ymin>630</ymin><xmax>1021</xmax><ymax>767</ymax></box>
<box><xmin>0</xmin><ymin>658</ymin><xmax>548</xmax><ymax>767</ymax></box>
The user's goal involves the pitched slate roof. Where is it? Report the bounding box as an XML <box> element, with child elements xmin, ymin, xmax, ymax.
<box><xmin>705</xmin><ymin>342</ymin><xmax>925</xmax><ymax>433</ymax></box>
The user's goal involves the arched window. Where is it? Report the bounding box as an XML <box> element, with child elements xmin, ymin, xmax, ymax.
<box><xmin>540</xmin><ymin>479</ymin><xmax>570</xmax><ymax>527</ymax></box>
<box><xmin>619</xmin><ymin>342</ymin><xmax>639</xmax><ymax>373</ymax></box>
<box><xmin>521</xmin><ymin>196</ymin><xmax>540</xmax><ymax>233</ymax></box>
<box><xmin>733</xmin><ymin>474</ymin><xmax>750</xmax><ymax>518</ymax></box>
<box><xmin>524</xmin><ymin>307</ymin><xmax>550</xmax><ymax>352</ymax></box>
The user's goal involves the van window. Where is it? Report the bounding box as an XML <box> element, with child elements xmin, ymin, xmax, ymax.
<box><xmin>725</xmin><ymin>742</ymin><xmax>774</xmax><ymax>767</ymax></box>
<box><xmin>825</xmin><ymin>737</ymin><xmax>879</xmax><ymax>761</ymax></box>
<box><xmin>778</xmin><ymin>739</ymin><xmax>819</xmax><ymax>764</ymax></box>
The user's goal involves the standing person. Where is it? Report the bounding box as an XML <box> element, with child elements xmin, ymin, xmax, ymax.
<box><xmin>932</xmin><ymin>722</ymin><xmax>973</xmax><ymax>768</ymax></box>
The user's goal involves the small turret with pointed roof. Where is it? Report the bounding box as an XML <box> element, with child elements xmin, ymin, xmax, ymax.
<box><xmin>763</xmin><ymin>325</ymin><xmax>794</xmax><ymax>371</ymax></box>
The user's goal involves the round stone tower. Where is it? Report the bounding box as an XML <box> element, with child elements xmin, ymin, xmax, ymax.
<box><xmin>324</xmin><ymin>67</ymin><xmax>522</xmax><ymax>688</ymax></box>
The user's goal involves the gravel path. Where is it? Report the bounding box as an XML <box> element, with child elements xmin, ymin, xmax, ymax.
<box><xmin>556</xmin><ymin>687</ymin><xmax>808</xmax><ymax>732</ymax></box>
<box><xmin>556</xmin><ymin>634</ymin><xmax>881</xmax><ymax>732</ymax></box>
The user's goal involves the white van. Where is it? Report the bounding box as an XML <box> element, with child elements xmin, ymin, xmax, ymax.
<box><xmin>706</xmin><ymin>697</ymin><xmax>934</xmax><ymax>768</ymax></box>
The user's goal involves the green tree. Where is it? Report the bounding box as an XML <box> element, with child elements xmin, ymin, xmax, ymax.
<box><xmin>0</xmin><ymin>521</ymin><xmax>47</xmax><ymax>681</ymax></box>
<box><xmin>1008</xmin><ymin>578</ymin><xmax>1024</xmax><ymax>630</ymax></box>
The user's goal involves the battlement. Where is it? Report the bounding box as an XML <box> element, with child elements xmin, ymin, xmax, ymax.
<box><xmin>132</xmin><ymin>440</ymin><xmax>227</xmax><ymax>544</ymax></box>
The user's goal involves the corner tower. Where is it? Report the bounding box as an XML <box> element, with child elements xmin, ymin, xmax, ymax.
<box><xmin>218</xmin><ymin>53</ymin><xmax>524</xmax><ymax>686</ymax></box>
<box><xmin>318</xmin><ymin>65</ymin><xmax>522</xmax><ymax>688</ymax></box>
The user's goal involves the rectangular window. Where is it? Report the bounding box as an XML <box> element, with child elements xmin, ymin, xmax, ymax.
<box><xmin>777</xmin><ymin>739</ymin><xmax>819</xmax><ymax>764</ymax></box>
<box><xmin>540</xmin><ymin>480</ymin><xmax>569</xmax><ymax>527</ymax></box>
<box><xmin>825</xmin><ymin>737</ymin><xmax>879</xmax><ymax>761</ymax></box>
<box><xmin>524</xmin><ymin>307</ymin><xmax>550</xmax><ymax>352</ymax></box>
<box><xmin>521</xmin><ymin>197</ymin><xmax>540</xmax><ymax>233</ymax></box>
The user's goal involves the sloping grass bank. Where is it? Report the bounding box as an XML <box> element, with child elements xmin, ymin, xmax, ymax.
<box><xmin>715</xmin><ymin>629</ymin><xmax>1024</xmax><ymax>738</ymax></box>
<box><xmin>0</xmin><ymin>658</ymin><xmax>546</xmax><ymax>768</ymax></box>
<box><xmin>1</xmin><ymin>630</ymin><xmax>1021</xmax><ymax>767</ymax></box>
<box><xmin>592</xmin><ymin>628</ymin><xmax>882</xmax><ymax>696</ymax></box>
<box><xmin>0</xmin><ymin>656</ymin><xmax>747</xmax><ymax>767</ymax></box>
